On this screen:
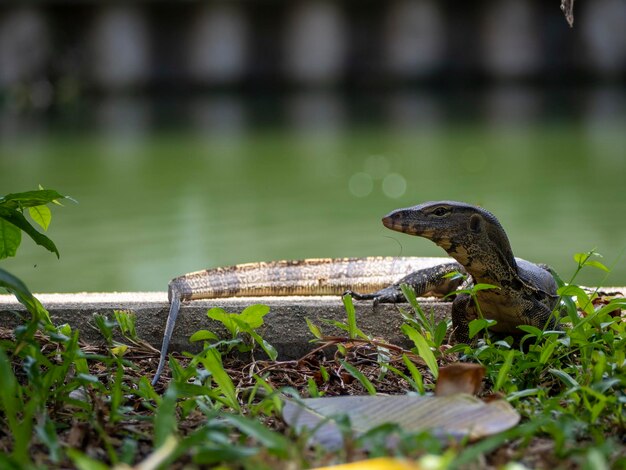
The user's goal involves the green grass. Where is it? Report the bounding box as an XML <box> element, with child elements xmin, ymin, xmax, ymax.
<box><xmin>0</xmin><ymin>253</ymin><xmax>625</xmax><ymax>468</ymax></box>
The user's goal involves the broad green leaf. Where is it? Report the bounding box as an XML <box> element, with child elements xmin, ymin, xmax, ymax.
<box><xmin>516</xmin><ymin>325</ymin><xmax>544</xmax><ymax>337</ymax></box>
<box><xmin>239</xmin><ymin>304</ymin><xmax>270</xmax><ymax>328</ymax></box>
<box><xmin>207</xmin><ymin>307</ymin><xmax>238</xmax><ymax>336</ymax></box>
<box><xmin>468</xmin><ymin>318</ymin><xmax>497</xmax><ymax>339</ymax></box>
<box><xmin>0</xmin><ymin>218</ymin><xmax>21</xmax><ymax>259</ymax></box>
<box><xmin>401</xmin><ymin>324</ymin><xmax>438</xmax><ymax>379</ymax></box>
<box><xmin>0</xmin><ymin>268</ymin><xmax>51</xmax><ymax>325</ymax></box>
<box><xmin>573</xmin><ymin>252</ymin><xmax>609</xmax><ymax>272</ymax></box>
<box><xmin>189</xmin><ymin>330</ymin><xmax>219</xmax><ymax>342</ymax></box>
<box><xmin>0</xmin><ymin>189</ymin><xmax>65</xmax><ymax>207</ymax></box>
<box><xmin>237</xmin><ymin>320</ymin><xmax>278</xmax><ymax>360</ymax></box>
<box><xmin>28</xmin><ymin>205</ymin><xmax>51</xmax><ymax>231</ymax></box>
<box><xmin>341</xmin><ymin>360</ymin><xmax>376</xmax><ymax>395</ymax></box>
<box><xmin>557</xmin><ymin>285</ymin><xmax>594</xmax><ymax>315</ymax></box>
<box><xmin>434</xmin><ymin>320</ymin><xmax>449</xmax><ymax>346</ymax></box>
<box><xmin>0</xmin><ymin>207</ymin><xmax>59</xmax><ymax>257</ymax></box>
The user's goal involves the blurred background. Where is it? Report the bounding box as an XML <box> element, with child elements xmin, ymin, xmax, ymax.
<box><xmin>0</xmin><ymin>0</ymin><xmax>624</xmax><ymax>292</ymax></box>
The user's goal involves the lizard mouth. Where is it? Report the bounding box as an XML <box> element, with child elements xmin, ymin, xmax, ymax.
<box><xmin>382</xmin><ymin>214</ymin><xmax>420</xmax><ymax>235</ymax></box>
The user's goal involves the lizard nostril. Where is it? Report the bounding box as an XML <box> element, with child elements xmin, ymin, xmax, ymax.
<box><xmin>382</xmin><ymin>215</ymin><xmax>393</xmax><ymax>228</ymax></box>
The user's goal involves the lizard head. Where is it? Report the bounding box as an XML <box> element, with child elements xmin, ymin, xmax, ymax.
<box><xmin>382</xmin><ymin>201</ymin><xmax>517</xmax><ymax>274</ymax></box>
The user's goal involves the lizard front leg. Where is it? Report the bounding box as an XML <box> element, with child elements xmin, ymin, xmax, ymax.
<box><xmin>450</xmin><ymin>293</ymin><xmax>477</xmax><ymax>343</ymax></box>
<box><xmin>347</xmin><ymin>263</ymin><xmax>465</xmax><ymax>303</ymax></box>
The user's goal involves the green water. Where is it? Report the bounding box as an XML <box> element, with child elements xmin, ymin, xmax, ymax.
<box><xmin>1</xmin><ymin>94</ymin><xmax>625</xmax><ymax>292</ymax></box>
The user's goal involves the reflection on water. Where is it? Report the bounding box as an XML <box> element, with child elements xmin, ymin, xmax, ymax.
<box><xmin>0</xmin><ymin>88</ymin><xmax>624</xmax><ymax>293</ymax></box>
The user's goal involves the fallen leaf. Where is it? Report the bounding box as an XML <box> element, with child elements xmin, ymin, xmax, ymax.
<box><xmin>283</xmin><ymin>394</ymin><xmax>520</xmax><ymax>449</ymax></box>
<box><xmin>435</xmin><ymin>363</ymin><xmax>485</xmax><ymax>397</ymax></box>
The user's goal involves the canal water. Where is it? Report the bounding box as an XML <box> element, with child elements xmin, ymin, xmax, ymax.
<box><xmin>1</xmin><ymin>88</ymin><xmax>624</xmax><ymax>292</ymax></box>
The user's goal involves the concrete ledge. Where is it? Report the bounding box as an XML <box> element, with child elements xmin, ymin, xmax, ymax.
<box><xmin>0</xmin><ymin>292</ymin><xmax>452</xmax><ymax>359</ymax></box>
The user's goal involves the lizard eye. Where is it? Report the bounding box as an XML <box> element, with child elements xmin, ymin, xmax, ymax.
<box><xmin>432</xmin><ymin>207</ymin><xmax>448</xmax><ymax>217</ymax></box>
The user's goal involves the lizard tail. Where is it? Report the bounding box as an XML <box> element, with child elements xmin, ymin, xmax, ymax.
<box><xmin>152</xmin><ymin>288</ymin><xmax>182</xmax><ymax>385</ymax></box>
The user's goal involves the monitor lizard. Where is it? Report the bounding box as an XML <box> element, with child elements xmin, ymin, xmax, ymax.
<box><xmin>152</xmin><ymin>201</ymin><xmax>559</xmax><ymax>384</ymax></box>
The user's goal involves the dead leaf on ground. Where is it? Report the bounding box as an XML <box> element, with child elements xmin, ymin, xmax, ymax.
<box><xmin>435</xmin><ymin>363</ymin><xmax>485</xmax><ymax>397</ymax></box>
<box><xmin>283</xmin><ymin>393</ymin><xmax>520</xmax><ymax>450</ymax></box>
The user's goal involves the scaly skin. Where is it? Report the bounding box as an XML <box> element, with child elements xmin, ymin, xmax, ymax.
<box><xmin>379</xmin><ymin>201</ymin><xmax>560</xmax><ymax>342</ymax></box>
<box><xmin>152</xmin><ymin>256</ymin><xmax>463</xmax><ymax>384</ymax></box>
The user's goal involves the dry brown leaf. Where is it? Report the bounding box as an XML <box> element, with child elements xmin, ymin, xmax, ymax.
<box><xmin>435</xmin><ymin>363</ymin><xmax>485</xmax><ymax>397</ymax></box>
<box><xmin>283</xmin><ymin>394</ymin><xmax>520</xmax><ymax>449</ymax></box>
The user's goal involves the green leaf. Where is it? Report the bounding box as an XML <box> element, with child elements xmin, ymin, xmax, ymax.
<box><xmin>114</xmin><ymin>310</ymin><xmax>137</xmax><ymax>339</ymax></box>
<box><xmin>548</xmin><ymin>368</ymin><xmax>580</xmax><ymax>390</ymax></box>
<box><xmin>201</xmin><ymin>349</ymin><xmax>240</xmax><ymax>411</ymax></box>
<box><xmin>0</xmin><ymin>348</ymin><xmax>20</xmax><ymax>435</ymax></box>
<box><xmin>0</xmin><ymin>218</ymin><xmax>21</xmax><ymax>259</ymax></box>
<box><xmin>240</xmin><ymin>322</ymin><xmax>278</xmax><ymax>360</ymax></box>
<box><xmin>35</xmin><ymin>413</ymin><xmax>61</xmax><ymax>463</ymax></box>
<box><xmin>224</xmin><ymin>414</ymin><xmax>291</xmax><ymax>458</ymax></box>
<box><xmin>494</xmin><ymin>350</ymin><xmax>514</xmax><ymax>392</ymax></box>
<box><xmin>468</xmin><ymin>318</ymin><xmax>497</xmax><ymax>339</ymax></box>
<box><xmin>557</xmin><ymin>285</ymin><xmax>594</xmax><ymax>315</ymax></box>
<box><xmin>472</xmin><ymin>283</ymin><xmax>500</xmax><ymax>292</ymax></box>
<box><xmin>516</xmin><ymin>325</ymin><xmax>543</xmax><ymax>338</ymax></box>
<box><xmin>401</xmin><ymin>324</ymin><xmax>438</xmax><ymax>379</ymax></box>
<box><xmin>539</xmin><ymin>338</ymin><xmax>558</xmax><ymax>365</ymax></box>
<box><xmin>28</xmin><ymin>205</ymin><xmax>51</xmax><ymax>231</ymax></box>
<box><xmin>0</xmin><ymin>207</ymin><xmax>59</xmax><ymax>257</ymax></box>
<box><xmin>342</xmin><ymin>293</ymin><xmax>358</xmax><ymax>339</ymax></box>
<box><xmin>400</xmin><ymin>283</ymin><xmax>429</xmax><ymax>326</ymax></box>
<box><xmin>573</xmin><ymin>252</ymin><xmax>609</xmax><ymax>272</ymax></box>
<box><xmin>306</xmin><ymin>318</ymin><xmax>322</xmax><ymax>339</ymax></box>
<box><xmin>67</xmin><ymin>449</ymin><xmax>110</xmax><ymax>470</ymax></box>
<box><xmin>434</xmin><ymin>320</ymin><xmax>449</xmax><ymax>347</ymax></box>
<box><xmin>154</xmin><ymin>384</ymin><xmax>179</xmax><ymax>448</ymax></box>
<box><xmin>111</xmin><ymin>345</ymin><xmax>128</xmax><ymax>357</ymax></box>
<box><xmin>0</xmin><ymin>268</ymin><xmax>51</xmax><ymax>325</ymax></box>
<box><xmin>207</xmin><ymin>308</ymin><xmax>238</xmax><ymax>336</ymax></box>
<box><xmin>402</xmin><ymin>354</ymin><xmax>425</xmax><ymax>394</ymax></box>
<box><xmin>189</xmin><ymin>330</ymin><xmax>219</xmax><ymax>342</ymax></box>
<box><xmin>0</xmin><ymin>189</ymin><xmax>65</xmax><ymax>208</ymax></box>
<box><xmin>341</xmin><ymin>360</ymin><xmax>376</xmax><ymax>395</ymax></box>
<box><xmin>239</xmin><ymin>304</ymin><xmax>270</xmax><ymax>329</ymax></box>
